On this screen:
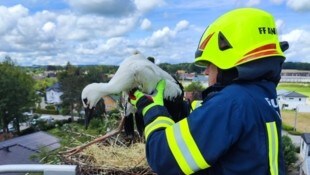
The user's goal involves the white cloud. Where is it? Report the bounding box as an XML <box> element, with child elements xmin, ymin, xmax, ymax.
<box><xmin>7</xmin><ymin>4</ymin><xmax>29</xmax><ymax>16</ymax></box>
<box><xmin>281</xmin><ymin>29</ymin><xmax>310</xmax><ymax>62</ymax></box>
<box><xmin>287</xmin><ymin>0</ymin><xmax>310</xmax><ymax>12</ymax></box>
<box><xmin>134</xmin><ymin>0</ymin><xmax>165</xmax><ymax>12</ymax></box>
<box><xmin>140</xmin><ymin>27</ymin><xmax>174</xmax><ymax>47</ymax></box>
<box><xmin>42</xmin><ymin>22</ymin><xmax>56</xmax><ymax>33</ymax></box>
<box><xmin>276</xmin><ymin>19</ymin><xmax>284</xmax><ymax>29</ymax></box>
<box><xmin>276</xmin><ymin>19</ymin><xmax>286</xmax><ymax>35</ymax></box>
<box><xmin>140</xmin><ymin>18</ymin><xmax>152</xmax><ymax>30</ymax></box>
<box><xmin>175</xmin><ymin>20</ymin><xmax>189</xmax><ymax>32</ymax></box>
<box><xmin>281</xmin><ymin>29</ymin><xmax>303</xmax><ymax>43</ymax></box>
<box><xmin>270</xmin><ymin>0</ymin><xmax>284</xmax><ymax>5</ymax></box>
<box><xmin>0</xmin><ymin>3</ymin><xmax>142</xmax><ymax>66</ymax></box>
<box><xmin>0</xmin><ymin>5</ymin><xmax>28</xmax><ymax>35</ymax></box>
<box><xmin>246</xmin><ymin>0</ymin><xmax>261</xmax><ymax>6</ymax></box>
<box><xmin>66</xmin><ymin>0</ymin><xmax>136</xmax><ymax>17</ymax></box>
<box><xmin>139</xmin><ymin>20</ymin><xmax>190</xmax><ymax>48</ymax></box>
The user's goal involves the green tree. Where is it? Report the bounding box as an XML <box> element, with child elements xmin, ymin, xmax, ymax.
<box><xmin>34</xmin><ymin>77</ymin><xmax>58</xmax><ymax>92</ymax></box>
<box><xmin>58</xmin><ymin>63</ymin><xmax>111</xmax><ymax>122</ymax></box>
<box><xmin>185</xmin><ymin>81</ymin><xmax>205</xmax><ymax>100</ymax></box>
<box><xmin>84</xmin><ymin>66</ymin><xmax>109</xmax><ymax>83</ymax></box>
<box><xmin>282</xmin><ymin>135</ymin><xmax>298</xmax><ymax>171</ymax></box>
<box><xmin>185</xmin><ymin>81</ymin><xmax>205</xmax><ymax>92</ymax></box>
<box><xmin>58</xmin><ymin>62</ymin><xmax>87</xmax><ymax>119</ymax></box>
<box><xmin>0</xmin><ymin>60</ymin><xmax>37</xmax><ymax>135</ymax></box>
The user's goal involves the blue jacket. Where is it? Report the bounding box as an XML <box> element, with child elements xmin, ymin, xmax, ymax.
<box><xmin>143</xmin><ymin>81</ymin><xmax>285</xmax><ymax>175</ymax></box>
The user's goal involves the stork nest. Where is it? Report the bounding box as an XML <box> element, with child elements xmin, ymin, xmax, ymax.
<box><xmin>61</xmin><ymin>139</ymin><xmax>156</xmax><ymax>175</ymax></box>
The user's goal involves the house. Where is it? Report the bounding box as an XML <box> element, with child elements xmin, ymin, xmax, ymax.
<box><xmin>0</xmin><ymin>131</ymin><xmax>60</xmax><ymax>164</ymax></box>
<box><xmin>176</xmin><ymin>70</ymin><xmax>196</xmax><ymax>81</ymax></box>
<box><xmin>103</xmin><ymin>95</ymin><xmax>119</xmax><ymax>111</ymax></box>
<box><xmin>299</xmin><ymin>133</ymin><xmax>310</xmax><ymax>175</ymax></box>
<box><xmin>277</xmin><ymin>90</ymin><xmax>309</xmax><ymax>110</ymax></box>
<box><xmin>192</xmin><ymin>75</ymin><xmax>208</xmax><ymax>83</ymax></box>
<box><xmin>46</xmin><ymin>82</ymin><xmax>63</xmax><ymax>104</ymax></box>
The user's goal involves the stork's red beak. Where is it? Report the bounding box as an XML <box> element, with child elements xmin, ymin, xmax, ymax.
<box><xmin>84</xmin><ymin>107</ymin><xmax>94</xmax><ymax>130</ymax></box>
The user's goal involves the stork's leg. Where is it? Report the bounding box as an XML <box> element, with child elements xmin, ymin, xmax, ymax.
<box><xmin>135</xmin><ymin>112</ymin><xmax>145</xmax><ymax>138</ymax></box>
<box><xmin>124</xmin><ymin>113</ymin><xmax>135</xmax><ymax>145</ymax></box>
<box><xmin>61</xmin><ymin>115</ymin><xmax>126</xmax><ymax>157</ymax></box>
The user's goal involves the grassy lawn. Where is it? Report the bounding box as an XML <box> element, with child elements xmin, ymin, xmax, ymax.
<box><xmin>278</xmin><ymin>83</ymin><xmax>310</xmax><ymax>133</ymax></box>
<box><xmin>281</xmin><ymin>110</ymin><xmax>310</xmax><ymax>133</ymax></box>
<box><xmin>277</xmin><ymin>83</ymin><xmax>310</xmax><ymax>97</ymax></box>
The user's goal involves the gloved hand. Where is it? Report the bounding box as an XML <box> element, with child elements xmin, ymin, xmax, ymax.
<box><xmin>129</xmin><ymin>79</ymin><xmax>165</xmax><ymax>116</ymax></box>
<box><xmin>129</xmin><ymin>79</ymin><xmax>173</xmax><ymax>141</ymax></box>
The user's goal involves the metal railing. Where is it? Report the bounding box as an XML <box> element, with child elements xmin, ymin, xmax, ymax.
<box><xmin>0</xmin><ymin>164</ymin><xmax>77</xmax><ymax>175</ymax></box>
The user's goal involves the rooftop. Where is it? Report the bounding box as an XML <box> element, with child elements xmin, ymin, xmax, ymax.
<box><xmin>0</xmin><ymin>131</ymin><xmax>60</xmax><ymax>164</ymax></box>
<box><xmin>277</xmin><ymin>90</ymin><xmax>308</xmax><ymax>98</ymax></box>
<box><xmin>46</xmin><ymin>82</ymin><xmax>62</xmax><ymax>92</ymax></box>
<box><xmin>301</xmin><ymin>133</ymin><xmax>310</xmax><ymax>144</ymax></box>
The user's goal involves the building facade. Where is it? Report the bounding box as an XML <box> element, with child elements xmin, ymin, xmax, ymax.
<box><xmin>277</xmin><ymin>90</ymin><xmax>308</xmax><ymax>110</ymax></box>
<box><xmin>46</xmin><ymin>83</ymin><xmax>63</xmax><ymax>104</ymax></box>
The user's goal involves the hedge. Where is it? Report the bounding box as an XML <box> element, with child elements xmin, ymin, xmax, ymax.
<box><xmin>34</xmin><ymin>108</ymin><xmax>59</xmax><ymax>115</ymax></box>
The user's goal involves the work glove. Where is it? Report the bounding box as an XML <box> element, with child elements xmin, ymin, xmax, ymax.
<box><xmin>129</xmin><ymin>79</ymin><xmax>165</xmax><ymax>115</ymax></box>
<box><xmin>129</xmin><ymin>79</ymin><xmax>171</xmax><ymax>124</ymax></box>
<box><xmin>129</xmin><ymin>79</ymin><xmax>174</xmax><ymax>140</ymax></box>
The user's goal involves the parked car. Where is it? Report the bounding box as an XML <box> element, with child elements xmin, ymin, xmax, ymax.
<box><xmin>31</xmin><ymin>115</ymin><xmax>55</xmax><ymax>125</ymax></box>
<box><xmin>8</xmin><ymin>123</ymin><xmax>15</xmax><ymax>132</ymax></box>
<box><xmin>0</xmin><ymin>123</ymin><xmax>16</xmax><ymax>133</ymax></box>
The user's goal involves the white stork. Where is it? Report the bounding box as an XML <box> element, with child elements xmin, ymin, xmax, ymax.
<box><xmin>81</xmin><ymin>51</ymin><xmax>187</xmax><ymax>127</ymax></box>
<box><xmin>81</xmin><ymin>51</ymin><xmax>182</xmax><ymax>112</ymax></box>
<box><xmin>63</xmin><ymin>51</ymin><xmax>189</xmax><ymax>156</ymax></box>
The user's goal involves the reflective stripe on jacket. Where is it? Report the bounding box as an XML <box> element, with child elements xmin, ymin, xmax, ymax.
<box><xmin>191</xmin><ymin>100</ymin><xmax>203</xmax><ymax>111</ymax></box>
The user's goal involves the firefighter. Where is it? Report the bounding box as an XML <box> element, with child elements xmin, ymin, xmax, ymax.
<box><xmin>130</xmin><ymin>8</ymin><xmax>287</xmax><ymax>175</ymax></box>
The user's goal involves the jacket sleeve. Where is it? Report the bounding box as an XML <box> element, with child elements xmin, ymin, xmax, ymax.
<box><xmin>144</xmin><ymin>94</ymin><xmax>244</xmax><ymax>175</ymax></box>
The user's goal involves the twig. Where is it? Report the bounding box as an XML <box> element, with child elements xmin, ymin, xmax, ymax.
<box><xmin>59</xmin><ymin>114</ymin><xmax>125</xmax><ymax>157</ymax></box>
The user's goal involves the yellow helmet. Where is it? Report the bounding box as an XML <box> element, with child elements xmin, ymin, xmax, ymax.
<box><xmin>195</xmin><ymin>8</ymin><xmax>285</xmax><ymax>69</ymax></box>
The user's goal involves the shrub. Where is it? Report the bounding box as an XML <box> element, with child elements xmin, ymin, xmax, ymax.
<box><xmin>89</xmin><ymin>118</ymin><xmax>103</xmax><ymax>130</ymax></box>
<box><xmin>34</xmin><ymin>108</ymin><xmax>59</xmax><ymax>115</ymax></box>
<box><xmin>77</xmin><ymin>118</ymin><xmax>85</xmax><ymax>125</ymax></box>
<box><xmin>282</xmin><ymin>123</ymin><xmax>294</xmax><ymax>131</ymax></box>
<box><xmin>288</xmin><ymin>130</ymin><xmax>302</xmax><ymax>135</ymax></box>
<box><xmin>60</xmin><ymin>108</ymin><xmax>70</xmax><ymax>115</ymax></box>
<box><xmin>282</xmin><ymin>135</ymin><xmax>298</xmax><ymax>171</ymax></box>
<box><xmin>45</xmin><ymin>105</ymin><xmax>56</xmax><ymax>110</ymax></box>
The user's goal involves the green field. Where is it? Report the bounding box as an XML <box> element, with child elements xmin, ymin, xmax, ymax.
<box><xmin>277</xmin><ymin>83</ymin><xmax>310</xmax><ymax>97</ymax></box>
<box><xmin>282</xmin><ymin>110</ymin><xmax>310</xmax><ymax>133</ymax></box>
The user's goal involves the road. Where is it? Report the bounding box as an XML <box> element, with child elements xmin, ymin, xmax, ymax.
<box><xmin>16</xmin><ymin>114</ymin><xmax>79</xmax><ymax>132</ymax></box>
<box><xmin>47</xmin><ymin>114</ymin><xmax>79</xmax><ymax>121</ymax></box>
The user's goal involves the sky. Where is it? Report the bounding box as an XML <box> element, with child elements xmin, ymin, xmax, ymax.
<box><xmin>0</xmin><ymin>0</ymin><xmax>309</xmax><ymax>66</ymax></box>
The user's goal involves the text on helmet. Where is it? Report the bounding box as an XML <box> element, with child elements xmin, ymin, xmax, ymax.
<box><xmin>258</xmin><ymin>27</ymin><xmax>277</xmax><ymax>35</ymax></box>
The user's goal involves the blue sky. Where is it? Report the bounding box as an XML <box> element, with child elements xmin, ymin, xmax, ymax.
<box><xmin>0</xmin><ymin>0</ymin><xmax>309</xmax><ymax>66</ymax></box>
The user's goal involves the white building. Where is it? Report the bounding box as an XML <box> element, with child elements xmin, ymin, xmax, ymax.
<box><xmin>46</xmin><ymin>83</ymin><xmax>63</xmax><ymax>104</ymax></box>
<box><xmin>300</xmin><ymin>133</ymin><xmax>310</xmax><ymax>175</ymax></box>
<box><xmin>277</xmin><ymin>90</ymin><xmax>309</xmax><ymax>110</ymax></box>
<box><xmin>281</xmin><ymin>69</ymin><xmax>310</xmax><ymax>83</ymax></box>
